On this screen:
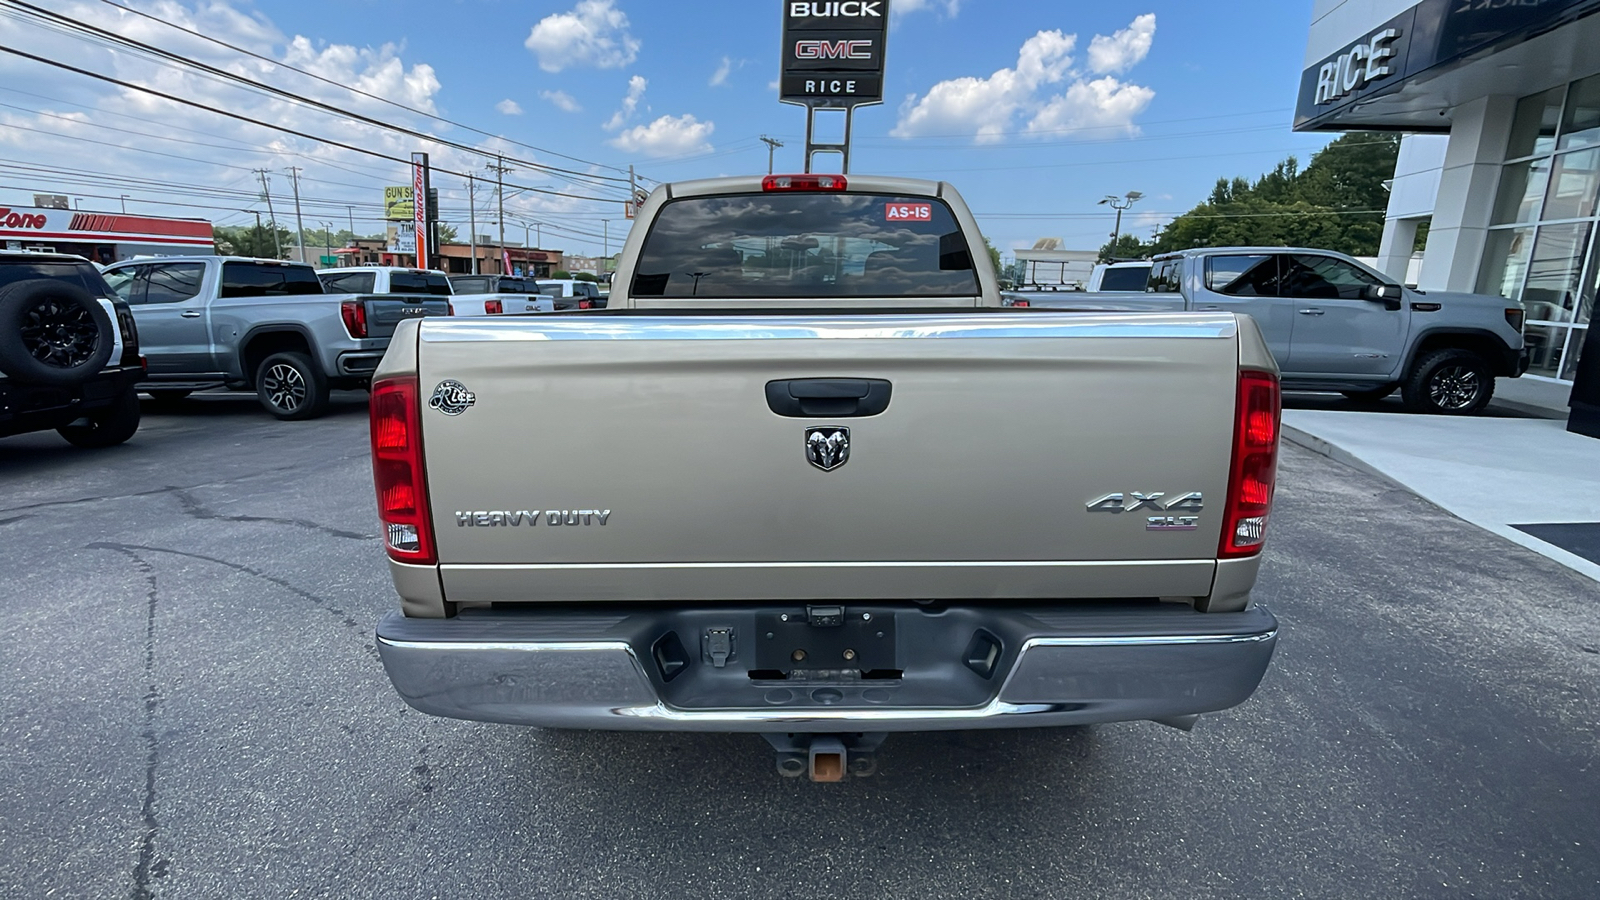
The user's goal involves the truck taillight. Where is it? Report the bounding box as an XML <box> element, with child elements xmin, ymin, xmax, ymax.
<box><xmin>762</xmin><ymin>174</ymin><xmax>847</xmax><ymax>192</ymax></box>
<box><xmin>1219</xmin><ymin>370</ymin><xmax>1281</xmax><ymax>559</ymax></box>
<box><xmin>370</xmin><ymin>377</ymin><xmax>436</xmax><ymax>565</ymax></box>
<box><xmin>340</xmin><ymin>300</ymin><xmax>367</xmax><ymax>338</ymax></box>
<box><xmin>1505</xmin><ymin>307</ymin><xmax>1525</xmax><ymax>332</ymax></box>
<box><xmin>1009</xmin><ymin>299</ymin><xmax>1030</xmax><ymax>308</ymax></box>
<box><xmin>485</xmin><ymin>299</ymin><xmax>503</xmax><ymax>315</ymax></box>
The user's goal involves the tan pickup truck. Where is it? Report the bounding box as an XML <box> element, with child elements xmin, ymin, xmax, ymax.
<box><xmin>369</xmin><ymin>174</ymin><xmax>1282</xmax><ymax>780</ymax></box>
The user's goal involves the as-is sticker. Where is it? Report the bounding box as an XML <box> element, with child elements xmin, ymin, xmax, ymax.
<box><xmin>885</xmin><ymin>202</ymin><xmax>932</xmax><ymax>222</ymax></box>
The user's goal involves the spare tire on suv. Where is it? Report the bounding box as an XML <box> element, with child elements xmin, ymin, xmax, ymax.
<box><xmin>0</xmin><ymin>279</ymin><xmax>115</xmax><ymax>386</ymax></box>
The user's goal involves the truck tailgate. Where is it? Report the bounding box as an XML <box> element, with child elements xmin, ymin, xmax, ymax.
<box><xmin>416</xmin><ymin>312</ymin><xmax>1242</xmax><ymax>603</ymax></box>
<box><xmin>363</xmin><ymin>296</ymin><xmax>451</xmax><ymax>338</ymax></box>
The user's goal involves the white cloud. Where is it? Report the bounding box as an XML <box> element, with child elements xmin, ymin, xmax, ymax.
<box><xmin>1027</xmin><ymin>76</ymin><xmax>1154</xmax><ymax>135</ymax></box>
<box><xmin>1087</xmin><ymin>13</ymin><xmax>1155</xmax><ymax>74</ymax></box>
<box><xmin>524</xmin><ymin>0</ymin><xmax>639</xmax><ymax>73</ymax></box>
<box><xmin>495</xmin><ymin>98</ymin><xmax>523</xmax><ymax>115</ymax></box>
<box><xmin>894</xmin><ymin>0</ymin><xmax>960</xmax><ymax>16</ymax></box>
<box><xmin>608</xmin><ymin>114</ymin><xmax>714</xmax><ymax>157</ymax></box>
<box><xmin>539</xmin><ymin>90</ymin><xmax>581</xmax><ymax>113</ymax></box>
<box><xmin>710</xmin><ymin>56</ymin><xmax>737</xmax><ymax>87</ymax></box>
<box><xmin>891</xmin><ymin>15</ymin><xmax>1156</xmax><ymax>143</ymax></box>
<box><xmin>603</xmin><ymin>75</ymin><xmax>647</xmax><ymax>131</ymax></box>
<box><xmin>891</xmin><ymin>29</ymin><xmax>1075</xmax><ymax>142</ymax></box>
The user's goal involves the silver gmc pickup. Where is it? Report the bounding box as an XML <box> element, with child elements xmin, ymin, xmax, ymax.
<box><xmin>370</xmin><ymin>174</ymin><xmax>1283</xmax><ymax>780</ymax></box>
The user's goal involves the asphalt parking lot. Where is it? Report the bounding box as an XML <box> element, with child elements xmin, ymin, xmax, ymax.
<box><xmin>3</xmin><ymin>392</ymin><xmax>1598</xmax><ymax>898</ymax></box>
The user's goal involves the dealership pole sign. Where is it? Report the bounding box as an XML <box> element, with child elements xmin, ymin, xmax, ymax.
<box><xmin>780</xmin><ymin>1</ymin><xmax>889</xmax><ymax>173</ymax></box>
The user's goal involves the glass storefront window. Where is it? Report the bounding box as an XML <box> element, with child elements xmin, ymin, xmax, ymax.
<box><xmin>1492</xmin><ymin>158</ymin><xmax>1551</xmax><ymax>224</ymax></box>
<box><xmin>1523</xmin><ymin>223</ymin><xmax>1592</xmax><ymax>321</ymax></box>
<box><xmin>1560</xmin><ymin>328</ymin><xmax>1587</xmax><ymax>381</ymax></box>
<box><xmin>1543</xmin><ymin>148</ymin><xmax>1600</xmax><ymax>221</ymax></box>
<box><xmin>1523</xmin><ymin>323</ymin><xmax>1569</xmax><ymax>379</ymax></box>
<box><xmin>1477</xmin><ymin>227</ymin><xmax>1535</xmax><ymax>300</ymax></box>
<box><xmin>1507</xmin><ymin>87</ymin><xmax>1566</xmax><ymax>159</ymax></box>
<box><xmin>1558</xmin><ymin>74</ymin><xmax>1600</xmax><ymax>151</ymax></box>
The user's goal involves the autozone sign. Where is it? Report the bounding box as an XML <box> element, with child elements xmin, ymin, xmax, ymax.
<box><xmin>795</xmin><ymin>39</ymin><xmax>872</xmax><ymax>60</ymax></box>
<box><xmin>0</xmin><ymin>208</ymin><xmax>49</xmax><ymax>229</ymax></box>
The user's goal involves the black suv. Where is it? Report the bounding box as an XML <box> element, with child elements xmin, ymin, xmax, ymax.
<box><xmin>0</xmin><ymin>252</ymin><xmax>144</xmax><ymax>447</ymax></box>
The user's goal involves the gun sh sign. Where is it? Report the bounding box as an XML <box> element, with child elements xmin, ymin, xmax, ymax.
<box><xmin>411</xmin><ymin>152</ymin><xmax>430</xmax><ymax>268</ymax></box>
<box><xmin>780</xmin><ymin>1</ymin><xmax>889</xmax><ymax>107</ymax></box>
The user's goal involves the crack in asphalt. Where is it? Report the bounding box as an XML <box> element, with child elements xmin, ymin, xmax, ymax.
<box><xmin>172</xmin><ymin>489</ymin><xmax>372</xmax><ymax>541</ymax></box>
<box><xmin>86</xmin><ymin>541</ymin><xmax>379</xmax><ymax>662</ymax></box>
<box><xmin>0</xmin><ymin>513</ymin><xmax>34</xmax><ymax>527</ymax></box>
<box><xmin>94</xmin><ymin>547</ymin><xmax>171</xmax><ymax>900</ymax></box>
<box><xmin>0</xmin><ymin>453</ymin><xmax>366</xmax><ymax>516</ymax></box>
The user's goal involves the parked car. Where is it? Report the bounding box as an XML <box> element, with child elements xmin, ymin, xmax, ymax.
<box><xmin>0</xmin><ymin>251</ymin><xmax>143</xmax><ymax>447</ymax></box>
<box><xmin>445</xmin><ymin>275</ymin><xmax>555</xmax><ymax>315</ymax></box>
<box><xmin>370</xmin><ymin>173</ymin><xmax>1282</xmax><ymax>780</ymax></box>
<box><xmin>1086</xmin><ymin>260</ymin><xmax>1152</xmax><ymax>292</ymax></box>
<box><xmin>1006</xmin><ymin>246</ymin><xmax>1527</xmax><ymax>415</ymax></box>
<box><xmin>535</xmin><ymin>278</ymin><xmax>606</xmax><ymax>310</ymax></box>
<box><xmin>100</xmin><ymin>257</ymin><xmax>449</xmax><ymax>420</ymax></box>
<box><xmin>317</xmin><ymin>266</ymin><xmax>453</xmax><ymax>297</ymax></box>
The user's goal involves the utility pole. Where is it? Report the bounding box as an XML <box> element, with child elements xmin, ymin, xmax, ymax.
<box><xmin>346</xmin><ymin>206</ymin><xmax>355</xmax><ymax>240</ymax></box>
<box><xmin>759</xmin><ymin>135</ymin><xmax>784</xmax><ymax>174</ymax></box>
<box><xmin>119</xmin><ymin>194</ymin><xmax>130</xmax><ymax>213</ymax></box>
<box><xmin>323</xmin><ymin>222</ymin><xmax>332</xmax><ymax>266</ymax></box>
<box><xmin>254</xmin><ymin>168</ymin><xmax>282</xmax><ymax>258</ymax></box>
<box><xmin>285</xmin><ymin>166</ymin><xmax>307</xmax><ymax>264</ymax></box>
<box><xmin>486</xmin><ymin>156</ymin><xmax>513</xmax><ymax>273</ymax></box>
<box><xmin>1097</xmin><ymin>191</ymin><xmax>1143</xmax><ymax>255</ymax></box>
<box><xmin>602</xmin><ymin>219</ymin><xmax>610</xmax><ymax>259</ymax></box>
<box><xmin>468</xmin><ymin>175</ymin><xmax>479</xmax><ymax>275</ymax></box>
<box><xmin>629</xmin><ymin>163</ymin><xmax>639</xmax><ymax>211</ymax></box>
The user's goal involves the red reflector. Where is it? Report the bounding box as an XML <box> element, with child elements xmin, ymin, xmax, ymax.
<box><xmin>370</xmin><ymin>377</ymin><xmax>435</xmax><ymax>565</ymax></box>
<box><xmin>1011</xmin><ymin>299</ymin><xmax>1030</xmax><ymax>308</ymax></box>
<box><xmin>1219</xmin><ymin>370</ymin><xmax>1281</xmax><ymax>559</ymax></box>
<box><xmin>762</xmin><ymin>174</ymin><xmax>847</xmax><ymax>192</ymax></box>
<box><xmin>485</xmin><ymin>299</ymin><xmax>503</xmax><ymax>315</ymax></box>
<box><xmin>340</xmin><ymin>299</ymin><xmax>367</xmax><ymax>338</ymax></box>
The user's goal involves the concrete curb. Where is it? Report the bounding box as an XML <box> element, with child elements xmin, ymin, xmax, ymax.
<box><xmin>1280</xmin><ymin>424</ymin><xmax>1408</xmax><ymax>492</ymax></box>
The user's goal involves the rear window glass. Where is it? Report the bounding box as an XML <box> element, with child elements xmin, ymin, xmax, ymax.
<box><xmin>450</xmin><ymin>276</ymin><xmax>491</xmax><ymax>294</ymax></box>
<box><xmin>631</xmin><ymin>193</ymin><xmax>980</xmax><ymax>299</ymax></box>
<box><xmin>389</xmin><ymin>272</ymin><xmax>452</xmax><ymax>295</ymax></box>
<box><xmin>1099</xmin><ymin>265</ymin><xmax>1150</xmax><ymax>292</ymax></box>
<box><xmin>221</xmin><ymin>262</ymin><xmax>323</xmax><ymax>297</ymax></box>
<box><xmin>536</xmin><ymin>281</ymin><xmax>569</xmax><ymax>296</ymax></box>
<box><xmin>0</xmin><ymin>259</ymin><xmax>105</xmax><ymax>293</ymax></box>
<box><xmin>320</xmin><ymin>271</ymin><xmax>376</xmax><ymax>294</ymax></box>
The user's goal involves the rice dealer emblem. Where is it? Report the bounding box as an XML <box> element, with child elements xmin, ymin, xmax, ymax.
<box><xmin>805</xmin><ymin>426</ymin><xmax>850</xmax><ymax>471</ymax></box>
<box><xmin>429</xmin><ymin>380</ymin><xmax>476</xmax><ymax>416</ymax></box>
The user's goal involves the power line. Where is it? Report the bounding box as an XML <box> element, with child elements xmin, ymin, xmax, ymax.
<box><xmin>1</xmin><ymin>0</ymin><xmax>633</xmax><ymax>190</ymax></box>
<box><xmin>91</xmin><ymin>0</ymin><xmax>640</xmax><ymax>178</ymax></box>
<box><xmin>0</xmin><ymin>42</ymin><xmax>626</xmax><ymax>204</ymax></box>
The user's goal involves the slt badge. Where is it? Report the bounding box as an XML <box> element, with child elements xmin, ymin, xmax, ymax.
<box><xmin>805</xmin><ymin>426</ymin><xmax>850</xmax><ymax>471</ymax></box>
<box><xmin>429</xmin><ymin>380</ymin><xmax>476</xmax><ymax>416</ymax></box>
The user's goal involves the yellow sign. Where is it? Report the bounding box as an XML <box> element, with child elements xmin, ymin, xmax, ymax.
<box><xmin>383</xmin><ymin>186</ymin><xmax>415</xmax><ymax>221</ymax></box>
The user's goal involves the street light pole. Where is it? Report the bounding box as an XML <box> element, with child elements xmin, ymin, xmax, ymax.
<box><xmin>1097</xmin><ymin>191</ymin><xmax>1144</xmax><ymax>256</ymax></box>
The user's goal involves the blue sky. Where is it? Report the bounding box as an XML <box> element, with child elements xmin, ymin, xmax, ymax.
<box><xmin>0</xmin><ymin>0</ymin><xmax>1337</xmax><ymax>258</ymax></box>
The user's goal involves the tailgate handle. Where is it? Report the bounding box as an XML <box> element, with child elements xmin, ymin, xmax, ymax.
<box><xmin>765</xmin><ymin>378</ymin><xmax>892</xmax><ymax>418</ymax></box>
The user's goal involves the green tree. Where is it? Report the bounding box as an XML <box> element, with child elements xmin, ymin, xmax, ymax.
<box><xmin>1152</xmin><ymin>132</ymin><xmax>1400</xmax><ymax>257</ymax></box>
<box><xmin>436</xmin><ymin>221</ymin><xmax>459</xmax><ymax>243</ymax></box>
<box><xmin>1098</xmin><ymin>233</ymin><xmax>1153</xmax><ymax>262</ymax></box>
<box><xmin>215</xmin><ymin>223</ymin><xmax>291</xmax><ymax>259</ymax></box>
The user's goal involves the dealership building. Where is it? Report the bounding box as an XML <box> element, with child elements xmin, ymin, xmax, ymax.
<box><xmin>1300</xmin><ymin>0</ymin><xmax>1600</xmax><ymax>385</ymax></box>
<box><xmin>0</xmin><ymin>204</ymin><xmax>213</xmax><ymax>263</ymax></box>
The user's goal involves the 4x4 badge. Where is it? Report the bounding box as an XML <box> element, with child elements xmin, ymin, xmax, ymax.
<box><xmin>429</xmin><ymin>380</ymin><xmax>475</xmax><ymax>416</ymax></box>
<box><xmin>805</xmin><ymin>426</ymin><xmax>850</xmax><ymax>471</ymax></box>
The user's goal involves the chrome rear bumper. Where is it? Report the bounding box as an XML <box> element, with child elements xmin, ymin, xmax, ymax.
<box><xmin>375</xmin><ymin>603</ymin><xmax>1278</xmax><ymax>732</ymax></box>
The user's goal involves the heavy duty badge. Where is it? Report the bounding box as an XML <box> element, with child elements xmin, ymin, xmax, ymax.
<box><xmin>429</xmin><ymin>380</ymin><xmax>475</xmax><ymax>416</ymax></box>
<box><xmin>805</xmin><ymin>426</ymin><xmax>850</xmax><ymax>471</ymax></box>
